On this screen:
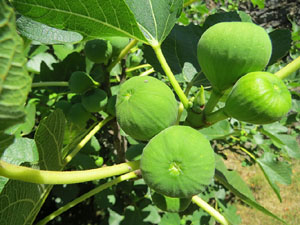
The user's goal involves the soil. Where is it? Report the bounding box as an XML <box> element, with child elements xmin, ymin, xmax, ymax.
<box><xmin>239</xmin><ymin>0</ymin><xmax>300</xmax><ymax>28</ymax></box>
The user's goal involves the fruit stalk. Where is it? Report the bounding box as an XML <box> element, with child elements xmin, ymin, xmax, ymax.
<box><xmin>192</xmin><ymin>195</ymin><xmax>229</xmax><ymax>225</ymax></box>
<box><xmin>107</xmin><ymin>39</ymin><xmax>139</xmax><ymax>72</ymax></box>
<box><xmin>152</xmin><ymin>44</ymin><xmax>190</xmax><ymax>108</ymax></box>
<box><xmin>31</xmin><ymin>81</ymin><xmax>69</xmax><ymax>88</ymax></box>
<box><xmin>184</xmin><ymin>0</ymin><xmax>197</xmax><ymax>7</ymax></box>
<box><xmin>126</xmin><ymin>63</ymin><xmax>152</xmax><ymax>72</ymax></box>
<box><xmin>36</xmin><ymin>171</ymin><xmax>139</xmax><ymax>225</ymax></box>
<box><xmin>139</xmin><ymin>67</ymin><xmax>155</xmax><ymax>76</ymax></box>
<box><xmin>64</xmin><ymin>116</ymin><xmax>114</xmax><ymax>164</ymax></box>
<box><xmin>0</xmin><ymin>160</ymin><xmax>140</xmax><ymax>184</ymax></box>
<box><xmin>275</xmin><ymin>56</ymin><xmax>300</xmax><ymax>79</ymax></box>
<box><xmin>204</xmin><ymin>89</ymin><xmax>223</xmax><ymax>114</ymax></box>
<box><xmin>205</xmin><ymin>108</ymin><xmax>229</xmax><ymax>126</ymax></box>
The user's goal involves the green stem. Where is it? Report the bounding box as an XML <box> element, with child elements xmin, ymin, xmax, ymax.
<box><xmin>205</xmin><ymin>108</ymin><xmax>229</xmax><ymax>126</ymax></box>
<box><xmin>151</xmin><ymin>44</ymin><xmax>190</xmax><ymax>108</ymax></box>
<box><xmin>126</xmin><ymin>64</ymin><xmax>152</xmax><ymax>72</ymax></box>
<box><xmin>31</xmin><ymin>81</ymin><xmax>69</xmax><ymax>88</ymax></box>
<box><xmin>64</xmin><ymin>116</ymin><xmax>114</xmax><ymax>164</ymax></box>
<box><xmin>35</xmin><ymin>171</ymin><xmax>139</xmax><ymax>225</ymax></box>
<box><xmin>139</xmin><ymin>68</ymin><xmax>155</xmax><ymax>77</ymax></box>
<box><xmin>0</xmin><ymin>160</ymin><xmax>140</xmax><ymax>184</ymax></box>
<box><xmin>275</xmin><ymin>56</ymin><xmax>300</xmax><ymax>79</ymax></box>
<box><xmin>107</xmin><ymin>39</ymin><xmax>139</xmax><ymax>72</ymax></box>
<box><xmin>239</xmin><ymin>146</ymin><xmax>256</xmax><ymax>161</ymax></box>
<box><xmin>184</xmin><ymin>0</ymin><xmax>198</xmax><ymax>7</ymax></box>
<box><xmin>203</xmin><ymin>89</ymin><xmax>223</xmax><ymax>114</ymax></box>
<box><xmin>192</xmin><ymin>195</ymin><xmax>229</xmax><ymax>225</ymax></box>
<box><xmin>175</xmin><ymin>103</ymin><xmax>185</xmax><ymax>125</ymax></box>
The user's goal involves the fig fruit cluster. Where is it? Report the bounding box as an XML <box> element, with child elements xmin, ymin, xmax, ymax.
<box><xmin>197</xmin><ymin>21</ymin><xmax>291</xmax><ymax>124</ymax></box>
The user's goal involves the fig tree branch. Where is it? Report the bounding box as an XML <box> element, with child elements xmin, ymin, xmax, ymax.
<box><xmin>35</xmin><ymin>171</ymin><xmax>139</xmax><ymax>225</ymax></box>
<box><xmin>275</xmin><ymin>56</ymin><xmax>300</xmax><ymax>79</ymax></box>
<box><xmin>192</xmin><ymin>195</ymin><xmax>229</xmax><ymax>225</ymax></box>
<box><xmin>151</xmin><ymin>44</ymin><xmax>190</xmax><ymax>108</ymax></box>
<box><xmin>0</xmin><ymin>160</ymin><xmax>140</xmax><ymax>184</ymax></box>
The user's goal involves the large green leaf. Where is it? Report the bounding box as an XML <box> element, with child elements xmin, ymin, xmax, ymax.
<box><xmin>124</xmin><ymin>0</ymin><xmax>183</xmax><ymax>44</ymax></box>
<box><xmin>215</xmin><ymin>155</ymin><xmax>255</xmax><ymax>201</ymax></box>
<box><xmin>0</xmin><ymin>110</ymin><xmax>66</xmax><ymax>225</ymax></box>
<box><xmin>16</xmin><ymin>16</ymin><xmax>83</xmax><ymax>44</ymax></box>
<box><xmin>0</xmin><ymin>0</ymin><xmax>31</xmax><ymax>131</ymax></box>
<box><xmin>215</xmin><ymin>155</ymin><xmax>286</xmax><ymax>224</ymax></box>
<box><xmin>257</xmin><ymin>152</ymin><xmax>292</xmax><ymax>202</ymax></box>
<box><xmin>12</xmin><ymin>0</ymin><xmax>147</xmax><ymax>42</ymax></box>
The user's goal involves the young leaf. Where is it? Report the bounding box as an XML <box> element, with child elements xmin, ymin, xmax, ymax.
<box><xmin>0</xmin><ymin>0</ymin><xmax>31</xmax><ymax>131</ymax></box>
<box><xmin>12</xmin><ymin>0</ymin><xmax>147</xmax><ymax>42</ymax></box>
<box><xmin>124</xmin><ymin>0</ymin><xmax>184</xmax><ymax>44</ymax></box>
<box><xmin>257</xmin><ymin>152</ymin><xmax>292</xmax><ymax>202</ymax></box>
<box><xmin>0</xmin><ymin>110</ymin><xmax>66</xmax><ymax>225</ymax></box>
<box><xmin>16</xmin><ymin>16</ymin><xmax>83</xmax><ymax>44</ymax></box>
<box><xmin>215</xmin><ymin>155</ymin><xmax>286</xmax><ymax>224</ymax></box>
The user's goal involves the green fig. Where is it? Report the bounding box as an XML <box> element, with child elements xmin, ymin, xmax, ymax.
<box><xmin>84</xmin><ymin>39</ymin><xmax>112</xmax><ymax>64</ymax></box>
<box><xmin>224</xmin><ymin>72</ymin><xmax>292</xmax><ymax>124</ymax></box>
<box><xmin>151</xmin><ymin>192</ymin><xmax>191</xmax><ymax>212</ymax></box>
<box><xmin>81</xmin><ymin>89</ymin><xmax>108</xmax><ymax>112</ymax></box>
<box><xmin>197</xmin><ymin>22</ymin><xmax>272</xmax><ymax>92</ymax></box>
<box><xmin>69</xmin><ymin>71</ymin><xmax>96</xmax><ymax>94</ymax></box>
<box><xmin>116</xmin><ymin>76</ymin><xmax>178</xmax><ymax>141</ymax></box>
<box><xmin>95</xmin><ymin>157</ymin><xmax>104</xmax><ymax>167</ymax></box>
<box><xmin>141</xmin><ymin>126</ymin><xmax>215</xmax><ymax>198</ymax></box>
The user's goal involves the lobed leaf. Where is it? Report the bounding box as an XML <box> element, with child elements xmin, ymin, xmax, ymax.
<box><xmin>0</xmin><ymin>0</ymin><xmax>31</xmax><ymax>131</ymax></box>
<box><xmin>0</xmin><ymin>110</ymin><xmax>66</xmax><ymax>225</ymax></box>
<box><xmin>124</xmin><ymin>0</ymin><xmax>183</xmax><ymax>44</ymax></box>
<box><xmin>16</xmin><ymin>16</ymin><xmax>83</xmax><ymax>44</ymax></box>
<box><xmin>215</xmin><ymin>155</ymin><xmax>286</xmax><ymax>224</ymax></box>
<box><xmin>12</xmin><ymin>0</ymin><xmax>147</xmax><ymax>42</ymax></box>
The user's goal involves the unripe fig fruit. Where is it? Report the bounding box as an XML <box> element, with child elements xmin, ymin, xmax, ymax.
<box><xmin>67</xmin><ymin>103</ymin><xmax>91</xmax><ymax>127</ymax></box>
<box><xmin>95</xmin><ymin>157</ymin><xmax>104</xmax><ymax>167</ymax></box>
<box><xmin>224</xmin><ymin>72</ymin><xmax>292</xmax><ymax>124</ymax></box>
<box><xmin>116</xmin><ymin>76</ymin><xmax>178</xmax><ymax>141</ymax></box>
<box><xmin>141</xmin><ymin>126</ymin><xmax>215</xmax><ymax>198</ymax></box>
<box><xmin>69</xmin><ymin>71</ymin><xmax>95</xmax><ymax>94</ymax></box>
<box><xmin>82</xmin><ymin>89</ymin><xmax>108</xmax><ymax>112</ymax></box>
<box><xmin>197</xmin><ymin>22</ymin><xmax>272</xmax><ymax>92</ymax></box>
<box><xmin>151</xmin><ymin>192</ymin><xmax>191</xmax><ymax>212</ymax></box>
<box><xmin>106</xmin><ymin>36</ymin><xmax>130</xmax><ymax>57</ymax></box>
<box><xmin>84</xmin><ymin>39</ymin><xmax>112</xmax><ymax>64</ymax></box>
